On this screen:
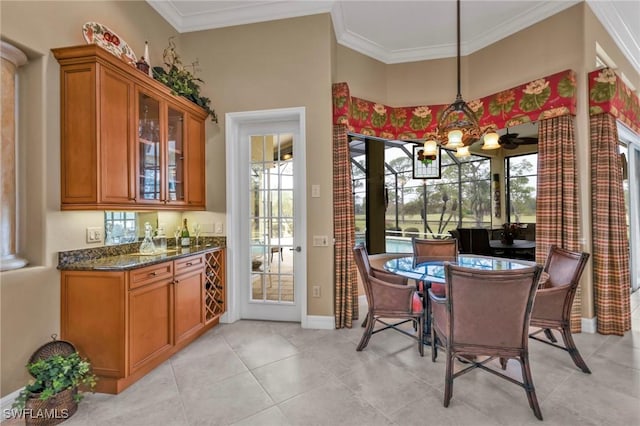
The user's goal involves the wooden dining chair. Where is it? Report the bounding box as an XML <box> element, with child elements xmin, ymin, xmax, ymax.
<box><xmin>529</xmin><ymin>245</ymin><xmax>591</xmax><ymax>373</ymax></box>
<box><xmin>429</xmin><ymin>263</ymin><xmax>544</xmax><ymax>420</ymax></box>
<box><xmin>353</xmin><ymin>243</ymin><xmax>424</xmax><ymax>356</ymax></box>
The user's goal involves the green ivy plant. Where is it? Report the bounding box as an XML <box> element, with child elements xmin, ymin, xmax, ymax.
<box><xmin>152</xmin><ymin>37</ymin><xmax>218</xmax><ymax>123</ymax></box>
<box><xmin>12</xmin><ymin>352</ymin><xmax>97</xmax><ymax>410</ymax></box>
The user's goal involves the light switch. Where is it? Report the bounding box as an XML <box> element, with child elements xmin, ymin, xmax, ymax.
<box><xmin>312</xmin><ymin>235</ymin><xmax>329</xmax><ymax>246</ymax></box>
<box><xmin>86</xmin><ymin>227</ymin><xmax>102</xmax><ymax>243</ymax></box>
<box><xmin>311</xmin><ymin>184</ymin><xmax>320</xmax><ymax>198</ymax></box>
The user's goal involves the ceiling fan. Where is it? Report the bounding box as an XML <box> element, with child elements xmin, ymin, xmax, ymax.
<box><xmin>499</xmin><ymin>128</ymin><xmax>538</xmax><ymax>149</ymax></box>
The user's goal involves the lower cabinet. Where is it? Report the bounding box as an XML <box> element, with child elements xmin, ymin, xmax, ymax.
<box><xmin>60</xmin><ymin>248</ymin><xmax>225</xmax><ymax>394</ymax></box>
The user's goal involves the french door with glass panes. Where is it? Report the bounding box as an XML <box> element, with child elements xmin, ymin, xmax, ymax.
<box><xmin>240</xmin><ymin>122</ymin><xmax>303</xmax><ymax>321</ymax></box>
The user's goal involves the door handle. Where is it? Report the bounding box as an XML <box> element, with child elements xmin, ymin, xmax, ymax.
<box><xmin>291</xmin><ymin>246</ymin><xmax>301</xmax><ymax>252</ymax></box>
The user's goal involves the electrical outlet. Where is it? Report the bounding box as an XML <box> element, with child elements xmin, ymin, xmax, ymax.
<box><xmin>312</xmin><ymin>286</ymin><xmax>321</xmax><ymax>297</ymax></box>
<box><xmin>215</xmin><ymin>223</ymin><xmax>223</xmax><ymax>234</ymax></box>
<box><xmin>86</xmin><ymin>227</ymin><xmax>103</xmax><ymax>243</ymax></box>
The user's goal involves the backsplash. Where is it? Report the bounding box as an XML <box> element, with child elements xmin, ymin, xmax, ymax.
<box><xmin>58</xmin><ymin>236</ymin><xmax>226</xmax><ymax>267</ymax></box>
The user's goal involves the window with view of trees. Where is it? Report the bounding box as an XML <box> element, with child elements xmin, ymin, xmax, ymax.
<box><xmin>505</xmin><ymin>153</ymin><xmax>537</xmax><ymax>223</ymax></box>
<box><xmin>351</xmin><ymin>138</ymin><xmax>491</xmax><ymax>250</ymax></box>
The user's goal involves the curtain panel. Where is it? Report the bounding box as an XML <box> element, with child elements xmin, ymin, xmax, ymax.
<box><xmin>590</xmin><ymin>113</ymin><xmax>631</xmax><ymax>335</ymax></box>
<box><xmin>333</xmin><ymin>124</ymin><xmax>358</xmax><ymax>329</ymax></box>
<box><xmin>536</xmin><ymin>115</ymin><xmax>582</xmax><ymax>332</ymax></box>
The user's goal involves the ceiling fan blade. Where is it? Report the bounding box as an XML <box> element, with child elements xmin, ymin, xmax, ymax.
<box><xmin>517</xmin><ymin>137</ymin><xmax>538</xmax><ymax>144</ymax></box>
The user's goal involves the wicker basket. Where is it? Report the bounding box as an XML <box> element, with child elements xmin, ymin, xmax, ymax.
<box><xmin>24</xmin><ymin>335</ymin><xmax>79</xmax><ymax>425</ymax></box>
<box><xmin>24</xmin><ymin>387</ymin><xmax>78</xmax><ymax>426</ymax></box>
<box><xmin>28</xmin><ymin>335</ymin><xmax>76</xmax><ymax>369</ymax></box>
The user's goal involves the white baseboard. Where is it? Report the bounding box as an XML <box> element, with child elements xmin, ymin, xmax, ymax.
<box><xmin>303</xmin><ymin>315</ymin><xmax>335</xmax><ymax>330</ymax></box>
<box><xmin>0</xmin><ymin>387</ymin><xmax>22</xmax><ymax>411</ymax></box>
<box><xmin>582</xmin><ymin>316</ymin><xmax>597</xmax><ymax>334</ymax></box>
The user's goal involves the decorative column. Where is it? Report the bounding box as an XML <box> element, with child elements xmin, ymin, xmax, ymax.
<box><xmin>1</xmin><ymin>41</ymin><xmax>28</xmax><ymax>271</ymax></box>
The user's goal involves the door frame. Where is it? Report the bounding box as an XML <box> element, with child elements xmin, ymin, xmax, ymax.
<box><xmin>224</xmin><ymin>107</ymin><xmax>308</xmax><ymax>326</ymax></box>
<box><xmin>618</xmin><ymin>123</ymin><xmax>640</xmax><ymax>292</ymax></box>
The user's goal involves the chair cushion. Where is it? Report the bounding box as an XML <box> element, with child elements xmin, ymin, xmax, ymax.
<box><xmin>412</xmin><ymin>292</ymin><xmax>423</xmax><ymax>313</ymax></box>
<box><xmin>430</xmin><ymin>282</ymin><xmax>446</xmax><ymax>297</ymax></box>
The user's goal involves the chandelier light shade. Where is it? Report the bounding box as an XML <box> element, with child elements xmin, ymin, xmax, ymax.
<box><xmin>455</xmin><ymin>145</ymin><xmax>470</xmax><ymax>158</ymax></box>
<box><xmin>423</xmin><ymin>139</ymin><xmax>438</xmax><ymax>156</ymax></box>
<box><xmin>482</xmin><ymin>132</ymin><xmax>501</xmax><ymax>150</ymax></box>
<box><xmin>430</xmin><ymin>0</ymin><xmax>494</xmax><ymax>153</ymax></box>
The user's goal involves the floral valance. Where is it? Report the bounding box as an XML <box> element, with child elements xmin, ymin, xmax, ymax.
<box><xmin>332</xmin><ymin>69</ymin><xmax>577</xmax><ymax>140</ymax></box>
<box><xmin>588</xmin><ymin>68</ymin><xmax>640</xmax><ymax>135</ymax></box>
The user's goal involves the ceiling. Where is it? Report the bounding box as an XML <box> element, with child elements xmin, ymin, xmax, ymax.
<box><xmin>147</xmin><ymin>0</ymin><xmax>640</xmax><ymax>74</ymax></box>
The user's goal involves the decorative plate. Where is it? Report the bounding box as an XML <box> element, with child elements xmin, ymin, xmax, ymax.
<box><xmin>82</xmin><ymin>22</ymin><xmax>137</xmax><ymax>66</ymax></box>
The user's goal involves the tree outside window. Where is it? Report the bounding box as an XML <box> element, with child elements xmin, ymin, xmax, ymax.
<box><xmin>505</xmin><ymin>154</ymin><xmax>537</xmax><ymax>223</ymax></box>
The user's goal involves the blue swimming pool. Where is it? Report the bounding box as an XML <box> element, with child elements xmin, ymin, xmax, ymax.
<box><xmin>354</xmin><ymin>235</ymin><xmax>413</xmax><ymax>253</ymax></box>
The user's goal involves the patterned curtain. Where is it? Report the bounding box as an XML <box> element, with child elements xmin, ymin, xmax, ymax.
<box><xmin>333</xmin><ymin>125</ymin><xmax>358</xmax><ymax>328</ymax></box>
<box><xmin>590</xmin><ymin>114</ymin><xmax>631</xmax><ymax>335</ymax></box>
<box><xmin>536</xmin><ymin>115</ymin><xmax>582</xmax><ymax>332</ymax></box>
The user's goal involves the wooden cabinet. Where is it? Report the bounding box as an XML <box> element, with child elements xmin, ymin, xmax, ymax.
<box><xmin>128</xmin><ymin>262</ymin><xmax>174</xmax><ymax>374</ymax></box>
<box><xmin>60</xmin><ymin>249</ymin><xmax>225</xmax><ymax>394</ymax></box>
<box><xmin>174</xmin><ymin>254</ymin><xmax>205</xmax><ymax>344</ymax></box>
<box><xmin>52</xmin><ymin>44</ymin><xmax>207</xmax><ymax>210</ymax></box>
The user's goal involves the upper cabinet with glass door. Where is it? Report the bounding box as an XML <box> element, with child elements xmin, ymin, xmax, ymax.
<box><xmin>53</xmin><ymin>44</ymin><xmax>207</xmax><ymax>211</ymax></box>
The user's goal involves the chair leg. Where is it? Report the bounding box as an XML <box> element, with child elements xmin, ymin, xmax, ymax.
<box><xmin>417</xmin><ymin>315</ymin><xmax>424</xmax><ymax>357</ymax></box>
<box><xmin>520</xmin><ymin>353</ymin><xmax>543</xmax><ymax>420</ymax></box>
<box><xmin>361</xmin><ymin>312</ymin><xmax>368</xmax><ymax>328</ymax></box>
<box><xmin>560</xmin><ymin>326</ymin><xmax>592</xmax><ymax>374</ymax></box>
<box><xmin>356</xmin><ymin>312</ymin><xmax>375</xmax><ymax>351</ymax></box>
<box><xmin>499</xmin><ymin>357</ymin><xmax>508</xmax><ymax>370</ymax></box>
<box><xmin>443</xmin><ymin>351</ymin><xmax>454</xmax><ymax>407</ymax></box>
<box><xmin>544</xmin><ymin>328</ymin><xmax>557</xmax><ymax>343</ymax></box>
<box><xmin>431</xmin><ymin>315</ymin><xmax>438</xmax><ymax>362</ymax></box>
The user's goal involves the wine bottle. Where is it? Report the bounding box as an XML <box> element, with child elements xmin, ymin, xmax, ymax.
<box><xmin>181</xmin><ymin>218</ymin><xmax>190</xmax><ymax>247</ymax></box>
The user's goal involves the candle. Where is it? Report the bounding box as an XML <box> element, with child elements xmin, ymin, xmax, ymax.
<box><xmin>144</xmin><ymin>41</ymin><xmax>151</xmax><ymax>77</ymax></box>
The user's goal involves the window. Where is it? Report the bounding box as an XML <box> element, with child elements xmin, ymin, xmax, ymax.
<box><xmin>104</xmin><ymin>212</ymin><xmax>138</xmax><ymax>244</ymax></box>
<box><xmin>505</xmin><ymin>153</ymin><xmax>538</xmax><ymax>223</ymax></box>
<box><xmin>350</xmin><ymin>136</ymin><xmax>492</xmax><ymax>252</ymax></box>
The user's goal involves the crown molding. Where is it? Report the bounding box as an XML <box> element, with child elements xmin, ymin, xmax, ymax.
<box><xmin>147</xmin><ymin>0</ymin><xmax>333</xmax><ymax>33</ymax></box>
<box><xmin>146</xmin><ymin>0</ymin><xmax>638</xmax><ymax>73</ymax></box>
<box><xmin>587</xmin><ymin>0</ymin><xmax>640</xmax><ymax>75</ymax></box>
<box><xmin>331</xmin><ymin>0</ymin><xmax>579</xmax><ymax>64</ymax></box>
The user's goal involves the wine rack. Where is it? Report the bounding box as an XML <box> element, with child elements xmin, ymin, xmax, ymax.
<box><xmin>204</xmin><ymin>248</ymin><xmax>226</xmax><ymax>324</ymax></box>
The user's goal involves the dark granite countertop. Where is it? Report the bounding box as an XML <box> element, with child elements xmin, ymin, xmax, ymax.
<box><xmin>58</xmin><ymin>237</ymin><xmax>226</xmax><ymax>271</ymax></box>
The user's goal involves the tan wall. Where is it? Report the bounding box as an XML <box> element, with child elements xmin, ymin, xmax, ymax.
<box><xmin>0</xmin><ymin>0</ymin><xmax>178</xmax><ymax>398</ymax></box>
<box><xmin>335</xmin><ymin>44</ymin><xmax>387</xmax><ymax>103</ymax></box>
<box><xmin>177</xmin><ymin>14</ymin><xmax>335</xmax><ymax>317</ymax></box>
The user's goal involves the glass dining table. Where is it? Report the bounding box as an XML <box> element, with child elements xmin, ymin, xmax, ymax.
<box><xmin>383</xmin><ymin>254</ymin><xmax>536</xmax><ymax>283</ymax></box>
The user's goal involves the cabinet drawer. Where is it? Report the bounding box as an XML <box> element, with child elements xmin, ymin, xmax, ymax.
<box><xmin>129</xmin><ymin>261</ymin><xmax>173</xmax><ymax>290</ymax></box>
<box><xmin>175</xmin><ymin>254</ymin><xmax>204</xmax><ymax>275</ymax></box>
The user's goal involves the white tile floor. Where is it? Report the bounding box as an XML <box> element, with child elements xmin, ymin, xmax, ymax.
<box><xmin>10</xmin><ymin>291</ymin><xmax>640</xmax><ymax>425</ymax></box>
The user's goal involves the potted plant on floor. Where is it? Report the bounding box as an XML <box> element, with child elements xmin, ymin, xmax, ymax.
<box><xmin>11</xmin><ymin>336</ymin><xmax>97</xmax><ymax>425</ymax></box>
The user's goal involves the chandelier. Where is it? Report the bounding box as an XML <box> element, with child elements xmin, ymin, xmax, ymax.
<box><xmin>423</xmin><ymin>0</ymin><xmax>499</xmax><ymax>158</ymax></box>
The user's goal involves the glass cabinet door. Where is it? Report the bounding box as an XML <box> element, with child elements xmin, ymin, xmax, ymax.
<box><xmin>137</xmin><ymin>92</ymin><xmax>161</xmax><ymax>202</ymax></box>
<box><xmin>167</xmin><ymin>107</ymin><xmax>185</xmax><ymax>203</ymax></box>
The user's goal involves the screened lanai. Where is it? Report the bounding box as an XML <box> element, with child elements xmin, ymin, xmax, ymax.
<box><xmin>349</xmin><ymin>134</ymin><xmax>538</xmax><ymax>255</ymax></box>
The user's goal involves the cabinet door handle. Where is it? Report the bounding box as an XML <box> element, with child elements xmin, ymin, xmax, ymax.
<box><xmin>186</xmin><ymin>262</ymin><xmax>193</xmax><ymax>266</ymax></box>
<box><xmin>174</xmin><ymin>279</ymin><xmax>179</xmax><ymax>284</ymax></box>
<box><xmin>149</xmin><ymin>272</ymin><xmax>157</xmax><ymax>277</ymax></box>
